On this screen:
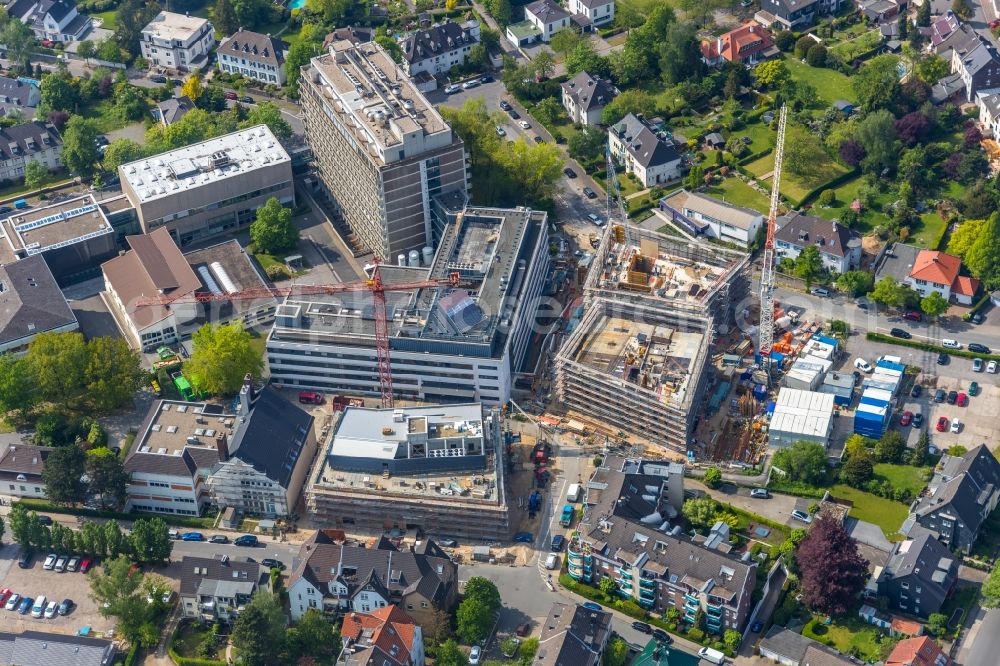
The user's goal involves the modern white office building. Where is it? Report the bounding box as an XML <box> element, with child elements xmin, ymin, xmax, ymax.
<box><xmin>140</xmin><ymin>11</ymin><xmax>215</xmax><ymax>72</ymax></box>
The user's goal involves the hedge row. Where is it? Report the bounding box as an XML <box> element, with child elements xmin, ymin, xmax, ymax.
<box><xmin>738</xmin><ymin>147</ymin><xmax>773</xmax><ymax>166</ymax></box>
<box><xmin>796</xmin><ymin>167</ymin><xmax>861</xmax><ymax>208</ymax></box>
<box><xmin>168</xmin><ymin>647</ymin><xmax>226</xmax><ymax>666</ymax></box>
<box><xmin>866</xmin><ymin>332</ymin><xmax>1000</xmax><ymax>361</ymax></box>
<box><xmin>123</xmin><ymin>645</ymin><xmax>139</xmax><ymax>666</ymax></box>
<box><xmin>16</xmin><ymin>498</ymin><xmax>216</xmax><ymax>529</ymax></box>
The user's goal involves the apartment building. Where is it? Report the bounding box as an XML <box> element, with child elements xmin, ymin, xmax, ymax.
<box><xmin>118</xmin><ymin>125</ymin><xmax>293</xmax><ymax>248</ymax></box>
<box><xmin>340</xmin><ymin>606</ymin><xmax>425</xmax><ymax>666</ymax></box>
<box><xmin>561</xmin><ymin>71</ymin><xmax>617</xmax><ymax>126</ymax></box>
<box><xmin>774</xmin><ymin>212</ymin><xmax>862</xmax><ymax>274</ymax></box>
<box><xmin>6</xmin><ymin>0</ymin><xmax>92</xmax><ymax>42</ymax></box>
<box><xmin>607</xmin><ymin>114</ymin><xmax>684</xmax><ymax>188</ymax></box>
<box><xmin>566</xmin><ymin>0</ymin><xmax>615</xmax><ymax>29</ymax></box>
<box><xmin>300</xmin><ymin>39</ymin><xmax>468</xmax><ymax>258</ymax></box>
<box><xmin>534</xmin><ymin>603</ymin><xmax>612</xmax><ymax>666</ymax></box>
<box><xmin>0</xmin><ymin>121</ymin><xmax>62</xmax><ymax>184</ymax></box>
<box><xmin>217</xmin><ymin>30</ymin><xmax>287</xmax><ymax>86</ymax></box>
<box><xmin>0</xmin><ymin>75</ymin><xmax>40</xmax><ymax>119</ymax></box>
<box><xmin>0</xmin><ymin>444</ymin><xmax>52</xmax><ymax>498</ymax></box>
<box><xmin>140</xmin><ymin>11</ymin><xmax>215</xmax><ymax>73</ymax></box>
<box><xmin>266</xmin><ymin>204</ymin><xmax>549</xmax><ymax>406</ymax></box>
<box><xmin>179</xmin><ymin>555</ymin><xmax>264</xmax><ymax>622</ymax></box>
<box><xmin>399</xmin><ymin>20</ymin><xmax>481</xmax><ymax>78</ymax></box>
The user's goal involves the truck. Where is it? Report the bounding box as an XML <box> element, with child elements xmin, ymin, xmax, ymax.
<box><xmin>560</xmin><ymin>504</ymin><xmax>574</xmax><ymax>527</ymax></box>
<box><xmin>330</xmin><ymin>395</ymin><xmax>365</xmax><ymax>411</ymax></box>
<box><xmin>697</xmin><ymin>647</ymin><xmax>726</xmax><ymax>665</ymax></box>
<box><xmin>528</xmin><ymin>491</ymin><xmax>542</xmax><ymax>514</ymax></box>
<box><xmin>566</xmin><ymin>483</ymin><xmax>581</xmax><ymax>503</ymax></box>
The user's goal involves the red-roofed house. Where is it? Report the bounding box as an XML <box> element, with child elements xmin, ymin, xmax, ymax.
<box><xmin>701</xmin><ymin>22</ymin><xmax>776</xmax><ymax>67</ymax></box>
<box><xmin>905</xmin><ymin>249</ymin><xmax>980</xmax><ymax>305</ymax></box>
<box><xmin>340</xmin><ymin>605</ymin><xmax>425</xmax><ymax>666</ymax></box>
<box><xmin>886</xmin><ymin>636</ymin><xmax>950</xmax><ymax>666</ymax></box>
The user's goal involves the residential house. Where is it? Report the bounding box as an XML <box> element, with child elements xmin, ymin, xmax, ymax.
<box><xmin>0</xmin><ymin>121</ymin><xmax>63</xmax><ymax>184</ymax></box>
<box><xmin>151</xmin><ymin>96</ymin><xmax>194</xmax><ymax>126</ymax></box>
<box><xmin>762</xmin><ymin>0</ymin><xmax>844</xmax><ymax>30</ymax></box>
<box><xmin>0</xmin><ymin>75</ymin><xmax>40</xmax><ymax>119</ymax></box>
<box><xmin>905</xmin><ymin>444</ymin><xmax>1000</xmax><ymax>553</ymax></box>
<box><xmin>523</xmin><ymin>0</ymin><xmax>571</xmax><ymax>41</ymax></box>
<box><xmin>886</xmin><ymin>636</ymin><xmax>950</xmax><ymax>666</ymax></box>
<box><xmin>774</xmin><ymin>211</ymin><xmax>863</xmax><ymax>274</ymax></box>
<box><xmin>0</xmin><ymin>444</ymin><xmax>51</xmax><ymax>498</ymax></box>
<box><xmin>758</xmin><ymin>626</ymin><xmax>858</xmax><ymax>665</ymax></box>
<box><xmin>533</xmin><ymin>603</ymin><xmax>612</xmax><ymax>666</ymax></box>
<box><xmin>860</xmin><ymin>0</ymin><xmax>907</xmax><ymax>24</ymax></box>
<box><xmin>287</xmin><ymin>531</ymin><xmax>458</xmax><ymax>625</ymax></box>
<box><xmin>0</xmin><ymin>254</ymin><xmax>77</xmax><ymax>354</ymax></box>
<box><xmin>978</xmin><ymin>90</ymin><xmax>1000</xmax><ymax>137</ymax></box>
<box><xmin>877</xmin><ymin>532</ymin><xmax>957</xmax><ymax>618</ymax></box>
<box><xmin>673</xmin><ymin>190</ymin><xmax>763</xmax><ymax>247</ymax></box>
<box><xmin>178</xmin><ymin>554</ymin><xmax>264</xmax><ymax>623</ymax></box>
<box><xmin>339</xmin><ymin>606</ymin><xmax>425</xmax><ymax>666</ymax></box>
<box><xmin>217</xmin><ymin>29</ymin><xmax>287</xmax><ymax>86</ymax></box>
<box><xmin>904</xmin><ymin>249</ymin><xmax>980</xmax><ymax>304</ymax></box>
<box><xmin>929</xmin><ymin>14</ymin><xmax>978</xmax><ymax>65</ymax></box>
<box><xmin>0</xmin><ymin>630</ymin><xmax>116</xmax><ymax>665</ymax></box>
<box><xmin>399</xmin><ymin>20</ymin><xmax>480</xmax><ymax>78</ymax></box>
<box><xmin>700</xmin><ymin>21</ymin><xmax>776</xmax><ymax>67</ymax></box>
<box><xmin>607</xmin><ymin>114</ymin><xmax>683</xmax><ymax>187</ymax></box>
<box><xmin>927</xmin><ymin>10</ymin><xmax>960</xmax><ymax>50</ymax></box>
<box><xmin>561</xmin><ymin>71</ymin><xmax>617</xmax><ymax>126</ymax></box>
<box><xmin>951</xmin><ymin>34</ymin><xmax>1000</xmax><ymax>102</ymax></box>
<box><xmin>205</xmin><ymin>376</ymin><xmax>317</xmax><ymax>518</ymax></box>
<box><xmin>140</xmin><ymin>11</ymin><xmax>215</xmax><ymax>73</ymax></box>
<box><xmin>566</xmin><ymin>0</ymin><xmax>615</xmax><ymax>29</ymax></box>
<box><xmin>5</xmin><ymin>0</ymin><xmax>92</xmax><ymax>42</ymax></box>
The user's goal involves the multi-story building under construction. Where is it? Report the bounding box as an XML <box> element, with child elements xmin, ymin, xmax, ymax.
<box><xmin>555</xmin><ymin>225</ymin><xmax>750</xmax><ymax>453</ymax></box>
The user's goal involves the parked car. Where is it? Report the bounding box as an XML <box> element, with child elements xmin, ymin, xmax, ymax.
<box><xmin>582</xmin><ymin>602</ymin><xmax>603</xmax><ymax>611</ymax></box>
<box><xmin>518</xmin><ymin>120</ymin><xmax>531</xmax><ymax>129</ymax></box>
<box><xmin>988</xmin><ymin>360</ymin><xmax>998</xmax><ymax>374</ymax></box>
<box><xmin>551</xmin><ymin>534</ymin><xmax>565</xmax><ymax>551</ymax></box>
<box><xmin>957</xmin><ymin>392</ymin><xmax>968</xmax><ymax>407</ymax></box>
<box><xmin>791</xmin><ymin>510</ymin><xmax>812</xmax><ymax>523</ymax></box>
<box><xmin>499</xmin><ymin>100</ymin><xmax>512</xmax><ymax>111</ymax></box>
<box><xmin>149</xmin><ymin>74</ymin><xmax>167</xmax><ymax>83</ymax></box>
<box><xmin>480</xmin><ymin>74</ymin><xmax>493</xmax><ymax>83</ymax></box>
<box><xmin>461</xmin><ymin>79</ymin><xmax>479</xmax><ymax>89</ymax></box>
<box><xmin>209</xmin><ymin>535</ymin><xmax>229</xmax><ymax>544</ymax></box>
<box><xmin>507</xmin><ymin>108</ymin><xmax>520</xmax><ymax>119</ymax></box>
<box><xmin>4</xmin><ymin>594</ymin><xmax>21</xmax><ymax>611</ymax></box>
<box><xmin>910</xmin><ymin>385</ymin><xmax>922</xmax><ymax>398</ymax></box>
<box><xmin>181</xmin><ymin>532</ymin><xmax>204</xmax><ymax>542</ymax></box>
<box><xmin>43</xmin><ymin>600</ymin><xmax>58</xmax><ymax>619</ymax></box>
<box><xmin>515</xmin><ymin>623</ymin><xmax>531</xmax><ymax>637</ymax></box>
<box><xmin>66</xmin><ymin>556</ymin><xmax>79</xmax><ymax>572</ymax></box>
<box><xmin>750</xmin><ymin>488</ymin><xmax>769</xmax><ymax>499</ymax></box>
<box><xmin>42</xmin><ymin>554</ymin><xmax>57</xmax><ymax>571</ymax></box>
<box><xmin>241</xmin><ymin>95</ymin><xmax>254</xmax><ymax>104</ymax></box>
<box><xmin>168</xmin><ymin>529</ymin><xmax>180</xmax><ymax>540</ymax></box>
<box><xmin>951</xmin><ymin>418</ymin><xmax>962</xmax><ymax>433</ymax></box>
<box><xmin>79</xmin><ymin>558</ymin><xmax>93</xmax><ymax>573</ymax></box>
<box><xmin>854</xmin><ymin>358</ymin><xmax>872</xmax><ymax>373</ymax></box>
<box><xmin>513</xmin><ymin>532</ymin><xmax>534</xmax><ymax>543</ymax></box>
<box><xmin>18</xmin><ymin>597</ymin><xmax>33</xmax><ymax>615</ymax></box>
<box><xmin>17</xmin><ymin>549</ymin><xmax>33</xmax><ymax>569</ymax></box>
<box><xmin>632</xmin><ymin>621</ymin><xmax>652</xmax><ymax>634</ymax></box>
<box><xmin>750</xmin><ymin>621</ymin><xmax>764</xmax><ymax>633</ymax></box>
<box><xmin>57</xmin><ymin>598</ymin><xmax>74</xmax><ymax>616</ymax></box>
<box><xmin>934</xmin><ymin>388</ymin><xmax>946</xmax><ymax>403</ymax></box>
<box><xmin>651</xmin><ymin>628</ymin><xmax>672</xmax><ymax>643</ymax></box>
<box><xmin>234</xmin><ymin>535</ymin><xmax>258</xmax><ymax>547</ymax></box>
<box><xmin>0</xmin><ymin>588</ymin><xmax>11</xmax><ymax>606</ymax></box>
<box><xmin>890</xmin><ymin>327</ymin><xmax>912</xmax><ymax>339</ymax></box>
<box><xmin>899</xmin><ymin>411</ymin><xmax>912</xmax><ymax>426</ymax></box>
<box><xmin>444</xmin><ymin>84</ymin><xmax>460</xmax><ymax>94</ymax></box>
<box><xmin>583</xmin><ymin>186</ymin><xmax>597</xmax><ymax>199</ymax></box>
<box><xmin>903</xmin><ymin>311</ymin><xmax>922</xmax><ymax>322</ymax></box>
<box><xmin>810</xmin><ymin>287</ymin><xmax>830</xmax><ymax>297</ymax></box>
<box><xmin>971</xmin><ymin>312</ymin><xmax>984</xmax><ymax>324</ymax></box>
<box><xmin>937</xmin><ymin>352</ymin><xmax>949</xmax><ymax>365</ymax></box>
<box><xmin>469</xmin><ymin>646</ymin><xmax>481</xmax><ymax>666</ymax></box>
<box><xmin>974</xmin><ymin>358</ymin><xmax>984</xmax><ymax>372</ymax></box>
<box><xmin>942</xmin><ymin>339</ymin><xmax>962</xmax><ymax>349</ymax></box>
<box><xmin>969</xmin><ymin>343</ymin><xmax>992</xmax><ymax>354</ymax></box>
<box><xmin>587</xmin><ymin>213</ymin><xmax>602</xmax><ymax>225</ymax></box>
<box><xmin>224</xmin><ymin>91</ymin><xmax>238</xmax><ymax>100</ymax></box>
<box><xmin>54</xmin><ymin>556</ymin><xmax>67</xmax><ymax>572</ymax></box>
<box><xmin>970</xmin><ymin>381</ymin><xmax>980</xmax><ymax>396</ymax></box>
<box><xmin>533</xmin><ymin>135</ymin><xmax>544</xmax><ymax>144</ymax></box>
<box><xmin>563</xmin><ymin>167</ymin><xmax>577</xmax><ymax>178</ymax></box>
<box><xmin>912</xmin><ymin>412</ymin><xmax>923</xmax><ymax>428</ymax></box>
<box><xmin>438</xmin><ymin>538</ymin><xmax>458</xmax><ymax>548</ymax></box>
<box><xmin>936</xmin><ymin>416</ymin><xmax>949</xmax><ymax>432</ymax></box>
<box><xmin>495</xmin><ymin>126</ymin><xmax>506</xmax><ymax>137</ymax></box>
<box><xmin>37</xmin><ymin>515</ymin><xmax>52</xmax><ymax>526</ymax></box>
<box><xmin>261</xmin><ymin>558</ymin><xmax>285</xmax><ymax>570</ymax></box>
<box><xmin>947</xmin><ymin>390</ymin><xmax>958</xmax><ymax>405</ymax></box>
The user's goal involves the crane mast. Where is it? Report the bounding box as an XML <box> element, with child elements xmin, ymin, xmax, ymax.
<box><xmin>758</xmin><ymin>105</ymin><xmax>788</xmax><ymax>372</ymax></box>
<box><xmin>606</xmin><ymin>144</ymin><xmax>632</xmax><ymax>248</ymax></box>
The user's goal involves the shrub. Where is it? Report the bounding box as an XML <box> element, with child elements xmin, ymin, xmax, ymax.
<box><xmin>265</xmin><ymin>264</ymin><xmax>291</xmax><ymax>280</ymax></box>
<box><xmin>687</xmin><ymin>628</ymin><xmax>705</xmax><ymax>642</ymax></box>
<box><xmin>818</xmin><ymin>189</ymin><xmax>836</xmax><ymax>206</ymax></box>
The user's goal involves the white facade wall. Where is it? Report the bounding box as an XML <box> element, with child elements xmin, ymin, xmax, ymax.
<box><xmin>776</xmin><ymin>240</ymin><xmax>854</xmax><ymax>273</ymax></box>
<box><xmin>0</xmin><ymin>144</ymin><xmax>61</xmax><ymax>183</ymax></box>
<box><xmin>126</xmin><ymin>470</ymin><xmax>204</xmax><ymax>516</ymax></box>
<box><xmin>526</xmin><ymin>11</ymin><xmax>570</xmax><ymax>41</ymax></box>
<box><xmin>567</xmin><ymin>0</ymin><xmax>616</xmax><ymax>25</ymax></box>
<box><xmin>217</xmin><ymin>52</ymin><xmax>286</xmax><ymax>85</ymax></box>
<box><xmin>906</xmin><ymin>275</ymin><xmax>951</xmax><ymax>300</ymax></box>
<box><xmin>141</xmin><ymin>19</ymin><xmax>215</xmax><ymax>72</ymax></box>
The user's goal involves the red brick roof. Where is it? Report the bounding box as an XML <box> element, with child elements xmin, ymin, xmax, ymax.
<box><xmin>952</xmin><ymin>275</ymin><xmax>980</xmax><ymax>297</ymax></box>
<box><xmin>341</xmin><ymin>605</ymin><xmax>419</xmax><ymax>666</ymax></box>
<box><xmin>701</xmin><ymin>21</ymin><xmax>773</xmax><ymax>62</ymax></box>
<box><xmin>886</xmin><ymin>636</ymin><xmax>950</xmax><ymax>666</ymax></box>
<box><xmin>909</xmin><ymin>250</ymin><xmax>962</xmax><ymax>286</ymax></box>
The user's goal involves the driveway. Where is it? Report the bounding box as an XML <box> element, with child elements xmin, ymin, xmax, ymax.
<box><xmin>688</xmin><ymin>479</ymin><xmax>799</xmax><ymax>527</ymax></box>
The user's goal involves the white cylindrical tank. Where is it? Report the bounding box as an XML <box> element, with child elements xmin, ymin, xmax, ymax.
<box><xmin>408</xmin><ymin>250</ymin><xmax>420</xmax><ymax>267</ymax></box>
<box><xmin>422</xmin><ymin>246</ymin><xmax>434</xmax><ymax>266</ymax></box>
<box><xmin>397</xmin><ymin>253</ymin><xmax>406</xmax><ymax>266</ymax></box>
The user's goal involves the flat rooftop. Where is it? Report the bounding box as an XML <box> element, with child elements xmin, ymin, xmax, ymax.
<box><xmin>183</xmin><ymin>239</ymin><xmax>276</xmax><ymax>315</ymax></box>
<box><xmin>271</xmin><ymin>206</ymin><xmax>544</xmax><ymax>351</ymax></box>
<box><xmin>143</xmin><ymin>11</ymin><xmax>210</xmax><ymax>40</ymax></box>
<box><xmin>2</xmin><ymin>194</ymin><xmax>112</xmax><ymax>257</ymax></box>
<box><xmin>331</xmin><ymin>403</ymin><xmax>485</xmax><ymax>459</ymax></box>
<box><xmin>596</xmin><ymin>242</ymin><xmax>732</xmax><ymax>304</ymax></box>
<box><xmin>119</xmin><ymin>125</ymin><xmax>289</xmax><ymax>205</ymax></box>
<box><xmin>137</xmin><ymin>400</ymin><xmax>234</xmax><ymax>456</ymax></box>
<box><xmin>572</xmin><ymin>315</ymin><xmax>704</xmax><ymax>406</ymax></box>
<box><xmin>309</xmin><ymin>40</ymin><xmax>449</xmax><ymax>158</ymax></box>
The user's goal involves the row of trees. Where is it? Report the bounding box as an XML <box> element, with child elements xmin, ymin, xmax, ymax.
<box><xmin>946</xmin><ymin>214</ymin><xmax>1000</xmax><ymax>291</ymax></box>
<box><xmin>41</xmin><ymin>444</ymin><xmax>129</xmax><ymax>508</ymax></box>
<box><xmin>9</xmin><ymin>505</ymin><xmax>173</xmax><ymax>563</ymax></box>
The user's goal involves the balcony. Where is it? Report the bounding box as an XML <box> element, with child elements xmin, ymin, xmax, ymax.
<box><xmin>639</xmin><ymin>587</ymin><xmax>655</xmax><ymax>600</ymax></box>
<box><xmin>639</xmin><ymin>577</ymin><xmax>656</xmax><ymax>589</ymax></box>
<box><xmin>617</xmin><ymin>569</ymin><xmax>633</xmax><ymax>580</ymax></box>
<box><xmin>638</xmin><ymin>596</ymin><xmax>655</xmax><ymax>608</ymax></box>
<box><xmin>683</xmin><ymin>594</ymin><xmax>699</xmax><ymax>605</ymax></box>
<box><xmin>707</xmin><ymin>605</ymin><xmax>723</xmax><ymax>617</ymax></box>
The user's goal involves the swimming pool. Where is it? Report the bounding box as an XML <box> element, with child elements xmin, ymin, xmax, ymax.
<box><xmin>288</xmin><ymin>0</ymin><xmax>305</xmax><ymax>9</ymax></box>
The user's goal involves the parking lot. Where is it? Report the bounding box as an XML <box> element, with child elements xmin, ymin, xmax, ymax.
<box><xmin>0</xmin><ymin>544</ymin><xmax>111</xmax><ymax>635</ymax></box>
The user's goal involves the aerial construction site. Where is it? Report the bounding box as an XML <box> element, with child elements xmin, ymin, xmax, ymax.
<box><xmin>555</xmin><ymin>224</ymin><xmax>751</xmax><ymax>454</ymax></box>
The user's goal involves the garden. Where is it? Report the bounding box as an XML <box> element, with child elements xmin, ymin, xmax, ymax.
<box><xmin>170</xmin><ymin>621</ymin><xmax>228</xmax><ymax>664</ymax></box>
<box><xmin>802</xmin><ymin>613</ymin><xmax>898</xmax><ymax>662</ymax></box>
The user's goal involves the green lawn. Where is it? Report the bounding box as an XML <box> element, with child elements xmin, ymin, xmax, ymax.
<box><xmin>911</xmin><ymin>212</ymin><xmax>948</xmax><ymax>249</ymax></box>
<box><xmin>972</xmin><ymin>510</ymin><xmax>1000</xmax><ymax>559</ymax></box>
<box><xmin>785</xmin><ymin>57</ymin><xmax>856</xmax><ymax>107</ymax></box>
<box><xmin>830</xmin><ymin>484</ymin><xmax>910</xmax><ymax>538</ymax></box>
<box><xmin>171</xmin><ymin>622</ymin><xmax>223</xmax><ymax>661</ymax></box>
<box><xmin>803</xmin><ymin>615</ymin><xmax>894</xmax><ymax>662</ymax></box>
<box><xmin>745</xmin><ymin>151</ymin><xmax>850</xmax><ymax>205</ymax></box>
<box><xmin>873</xmin><ymin>464</ymin><xmax>930</xmax><ymax>497</ymax></box>
<box><xmin>828</xmin><ymin>30</ymin><xmax>882</xmax><ymax>62</ymax></box>
<box><xmin>0</xmin><ymin>174</ymin><xmax>73</xmax><ymax>200</ymax></box>
<box><xmin>91</xmin><ymin>10</ymin><xmax>117</xmax><ymax>29</ymax></box>
<box><xmin>940</xmin><ymin>585</ymin><xmax>980</xmax><ymax>633</ymax></box>
<box><xmin>81</xmin><ymin>100</ymin><xmax>131</xmax><ymax>134</ymax></box>
<box><xmin>807</xmin><ymin>175</ymin><xmax>890</xmax><ymax>233</ymax></box>
<box><xmin>705</xmin><ymin>176</ymin><xmax>770</xmax><ymax>212</ymax></box>
<box><xmin>737</xmin><ymin>121</ymin><xmax>777</xmax><ymax>154</ymax></box>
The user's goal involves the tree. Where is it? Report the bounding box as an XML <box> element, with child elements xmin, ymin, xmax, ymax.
<box><xmin>948</xmin><ymin>218</ymin><xmax>984</xmax><ymax>260</ymax></box>
<box><xmin>285</xmin><ymin>608</ymin><xmax>341</xmax><ymax>665</ymax></box>
<box><xmin>982</xmin><ymin>565</ymin><xmax>1000</xmax><ymax>608</ymax></box>
<box><xmin>181</xmin><ymin>72</ymin><xmax>204</xmax><ymax>102</ymax></box>
<box><xmin>457</xmin><ymin>577</ymin><xmax>501</xmax><ymax>644</ymax></box>
<box><xmin>793</xmin><ymin>245</ymin><xmax>824</xmax><ymax>290</ymax></box>
<box><xmin>855</xmin><ymin>109</ymin><xmax>899</xmax><ymax>175</ymax></box>
<box><xmin>754</xmin><ymin>60</ymin><xmax>789</xmax><ymax>89</ymax></box>
<box><xmin>920</xmin><ymin>291</ymin><xmax>950</xmax><ymax>320</ymax></box>
<box><xmin>88</xmin><ymin>554</ymin><xmax>167</xmax><ymax>646</ymax></box>
<box><xmin>567</xmin><ymin>126</ymin><xmax>605</xmax><ymax>164</ymax></box>
<box><xmin>214</xmin><ymin>0</ymin><xmax>239</xmax><ymax>36</ymax></box>
<box><xmin>703</xmin><ymin>467</ymin><xmax>722</xmax><ymax>488</ymax></box>
<box><xmin>683</xmin><ymin>497</ymin><xmax>718</xmax><ymax>529</ymax></box>
<box><xmin>2</xmin><ymin>19</ymin><xmax>34</xmax><ymax>73</ymax></box>
<box><xmin>604</xmin><ymin>638</ymin><xmax>628</xmax><ymax>666</ymax></box>
<box><xmin>806</xmin><ymin>44</ymin><xmax>828</xmax><ymax>67</ymax></box>
<box><xmin>436</xmin><ymin>640</ymin><xmax>469</xmax><ymax>666</ymax></box>
<box><xmin>836</xmin><ymin>271</ymin><xmax>873</xmax><ymax>296</ymax></box>
<box><xmin>285</xmin><ymin>37</ymin><xmax>321</xmax><ymax>96</ymax></box>
<box><xmin>875</xmin><ymin>431</ymin><xmax>906</xmax><ymax>464</ymax></box>
<box><xmin>84</xmin><ymin>336</ymin><xmax>144</xmax><ymax>412</ymax></box>
<box><xmin>894</xmin><ymin>111</ymin><xmax>930</xmax><ymax>147</ymax></box>
<box><xmin>40</xmin><ymin>74</ymin><xmax>79</xmax><ymax>114</ymax></box>
<box><xmin>250</xmin><ymin>197</ymin><xmax>298</xmax><ymax>253</ymax></box>
<box><xmin>128</xmin><ymin>516</ymin><xmax>173</xmax><ymax>563</ymax></box>
<box><xmin>483</xmin><ymin>0</ymin><xmax>511</xmax><ymax>25</ymax></box>
<box><xmin>775</xmin><ymin>30</ymin><xmax>796</xmax><ymax>51</ymax></box>
<box><xmin>795</xmin><ymin>35</ymin><xmax>815</xmax><ymax>59</ymax></box>
<box><xmin>964</xmin><ymin>212</ymin><xmax>1000</xmax><ymax>289</ymax></box>
<box><xmin>599</xmin><ymin>576</ymin><xmax>617</xmax><ymax>596</ymax></box>
<box><xmin>565</xmin><ymin>42</ymin><xmax>609</xmax><ymax>78</ymax></box>
<box><xmin>772</xmin><ymin>440</ymin><xmax>828</xmax><ymax>485</ymax></box>
<box><xmin>115</xmin><ymin>0</ymin><xmax>162</xmax><ymax>56</ymax></box>
<box><xmin>86</xmin><ymin>448</ymin><xmax>129</xmax><ymax>509</ymax></box>
<box><xmin>796</xmin><ymin>515</ymin><xmax>868</xmax><ymax>615</ymax></box>
<box><xmin>600</xmin><ymin>88</ymin><xmax>656</xmax><ymax>125</ymax></box>
<box><xmin>723</xmin><ymin>629</ymin><xmax>741</xmax><ymax>653</ymax></box>
<box><xmin>532</xmin><ymin>50</ymin><xmax>556</xmax><ymax>80</ymax></box>
<box><xmin>97</xmin><ymin>37</ymin><xmax>124</xmax><ymax>63</ymax></box>
<box><xmin>551</xmin><ymin>28</ymin><xmax>582</xmax><ymax>56</ymax></box>
<box><xmin>784</xmin><ymin>124</ymin><xmax>833</xmax><ymax>182</ymax></box>
<box><xmin>953</xmin><ymin>0</ymin><xmax>973</xmax><ymax>19</ymax></box>
<box><xmin>187</xmin><ymin>322</ymin><xmax>264</xmax><ymax>395</ymax></box>
<box><xmin>103</xmin><ymin>138</ymin><xmax>145</xmax><ymax>173</ymax></box>
<box><xmin>841</xmin><ymin>450</ymin><xmax>874</xmax><ymax>487</ymax></box>
<box><xmin>910</xmin><ymin>430</ymin><xmax>930</xmax><ymax>466</ymax></box>
<box><xmin>23</xmin><ymin>160</ymin><xmax>48</xmax><ymax>190</ymax></box>
<box><xmin>8</xmin><ymin>504</ymin><xmax>29</xmax><ymax>546</ymax></box>
<box><xmin>41</xmin><ymin>444</ymin><xmax>86</xmax><ymax>504</ymax></box>
<box><xmin>231</xmin><ymin>590</ymin><xmax>286</xmax><ymax>666</ymax></box>
<box><xmin>917</xmin><ymin>0</ymin><xmax>931</xmax><ymax>26</ymax></box>
<box><xmin>853</xmin><ymin>55</ymin><xmax>900</xmax><ymax>113</ymax></box>
<box><xmin>61</xmin><ymin>116</ymin><xmax>101</xmax><ymax>177</ymax></box>
<box><xmin>0</xmin><ymin>354</ymin><xmax>34</xmax><ymax>416</ymax></box>
<box><xmin>838</xmin><ymin>140</ymin><xmax>865</xmax><ymax>167</ymax></box>
<box><xmin>658</xmin><ymin>22</ymin><xmax>702</xmax><ymax>86</ymax></box>
<box><xmin>870</xmin><ymin>276</ymin><xmax>909</xmax><ymax>309</ymax></box>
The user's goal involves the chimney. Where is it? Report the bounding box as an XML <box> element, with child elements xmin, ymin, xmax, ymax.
<box><xmin>239</xmin><ymin>373</ymin><xmax>255</xmax><ymax>415</ymax></box>
<box><xmin>216</xmin><ymin>433</ymin><xmax>230</xmax><ymax>461</ymax></box>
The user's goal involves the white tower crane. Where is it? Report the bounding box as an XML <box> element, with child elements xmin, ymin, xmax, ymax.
<box><xmin>758</xmin><ymin>105</ymin><xmax>788</xmax><ymax>374</ymax></box>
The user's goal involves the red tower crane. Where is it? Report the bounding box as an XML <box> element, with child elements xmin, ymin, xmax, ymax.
<box><xmin>137</xmin><ymin>259</ymin><xmax>462</xmax><ymax>409</ymax></box>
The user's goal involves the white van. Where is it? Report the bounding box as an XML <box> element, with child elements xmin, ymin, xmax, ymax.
<box><xmin>698</xmin><ymin>646</ymin><xmax>726</xmax><ymax>664</ymax></box>
<box><xmin>30</xmin><ymin>595</ymin><xmax>47</xmax><ymax>618</ymax></box>
<box><xmin>545</xmin><ymin>553</ymin><xmax>560</xmax><ymax>570</ymax></box>
<box><xmin>854</xmin><ymin>358</ymin><xmax>872</xmax><ymax>373</ymax></box>
<box><xmin>942</xmin><ymin>339</ymin><xmax>962</xmax><ymax>349</ymax></box>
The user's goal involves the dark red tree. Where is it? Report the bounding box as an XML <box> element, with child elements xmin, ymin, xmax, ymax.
<box><xmin>894</xmin><ymin>111</ymin><xmax>930</xmax><ymax>147</ymax></box>
<box><xmin>796</xmin><ymin>515</ymin><xmax>869</xmax><ymax>616</ymax></box>
<box><xmin>839</xmin><ymin>140</ymin><xmax>866</xmax><ymax>167</ymax></box>
<box><xmin>943</xmin><ymin>152</ymin><xmax>963</xmax><ymax>179</ymax></box>
<box><xmin>964</xmin><ymin>123</ymin><xmax>984</xmax><ymax>149</ymax></box>
<box><xmin>46</xmin><ymin>111</ymin><xmax>69</xmax><ymax>130</ymax></box>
